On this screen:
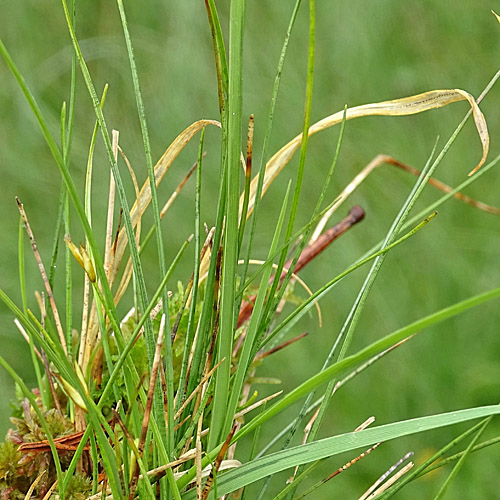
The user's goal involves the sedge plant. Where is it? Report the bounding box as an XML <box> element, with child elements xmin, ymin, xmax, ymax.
<box><xmin>0</xmin><ymin>2</ymin><xmax>500</xmax><ymax>499</ymax></box>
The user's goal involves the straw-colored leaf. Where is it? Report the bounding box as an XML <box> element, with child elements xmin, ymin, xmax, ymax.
<box><xmin>110</xmin><ymin>119</ymin><xmax>220</xmax><ymax>287</ymax></box>
<box><xmin>242</xmin><ymin>89</ymin><xmax>489</xmax><ymax>217</ymax></box>
<box><xmin>24</xmin><ymin>470</ymin><xmax>46</xmax><ymax>500</ymax></box>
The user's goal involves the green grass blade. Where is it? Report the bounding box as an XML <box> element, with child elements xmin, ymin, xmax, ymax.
<box><xmin>327</xmin><ymin>66</ymin><xmax>500</xmax><ymax>378</ymax></box>
<box><xmin>209</xmin><ymin>0</ymin><xmax>247</xmax><ymax>448</ymax></box>
<box><xmin>185</xmin><ymin>0</ymin><xmax>230</xmax><ymax>405</ymax></box>
<box><xmin>0</xmin><ymin>37</ymin><xmax>122</xmax><ymax>352</ymax></box>
<box><xmin>115</xmin><ymin>0</ymin><xmax>174</xmax><ymax>466</ymax></box>
<box><xmin>282</xmin><ymin>142</ymin><xmax>438</xmax><ymax>497</ymax></box>
<box><xmin>433</xmin><ymin>417</ymin><xmax>492</xmax><ymax>500</ymax></box>
<box><xmin>354</xmin><ymin>69</ymin><xmax>500</xmax><ymax>267</ymax></box>
<box><xmin>258</xmin><ymin>107</ymin><xmax>347</xmax><ymax>366</ymax></box>
<box><xmin>240</xmin><ymin>403</ymin><xmax>266</xmax><ymax>500</ymax></box>
<box><xmin>60</xmin><ymin>0</ymin><xmax>152</xmax><ymax>346</ymax></box>
<box><xmin>97</xmin><ymin>235</ymin><xmax>191</xmax><ymax>408</ymax></box>
<box><xmin>262</xmin><ymin>212</ymin><xmax>436</xmax><ymax>348</ymax></box>
<box><xmin>237</xmin><ymin>0</ymin><xmax>303</xmax><ymax>305</ymax></box>
<box><xmin>175</xmin><ymin>128</ymin><xmax>205</xmax><ymax>412</ymax></box>
<box><xmin>225</xmin><ymin>182</ymin><xmax>292</xmax><ymax>433</ymax></box>
<box><xmin>60</xmin><ymin>103</ymin><xmax>73</xmax><ymax>360</ymax></box>
<box><xmin>237</xmin><ymin>193</ymin><xmax>339</xmax><ymax>297</ymax></box>
<box><xmin>375</xmin><ymin>416</ymin><xmax>494</xmax><ymax>499</ymax></box>
<box><xmin>16</xmin><ymin>223</ymin><xmax>45</xmax><ymax>405</ymax></box>
<box><xmin>259</xmin><ymin>0</ymin><xmax>315</xmax><ymax>345</ymax></box>
<box><xmin>58</xmin><ymin>13</ymin><xmax>177</xmax><ymax>482</ymax></box>
<box><xmin>0</xmin><ymin>356</ymin><xmax>65</xmax><ymax>493</ymax></box>
<box><xmin>397</xmin><ymin>150</ymin><xmax>500</xmax><ymax>240</ymax></box>
<box><xmin>177</xmin><ymin>278</ymin><xmax>500</xmax><ymax>490</ymax></box>
<box><xmin>235</xmin><ymin>282</ymin><xmax>500</xmax><ymax>443</ymax></box>
<box><xmin>182</xmin><ymin>406</ymin><xmax>500</xmax><ymax>498</ymax></box>
<box><xmin>273</xmin><ymin>462</ymin><xmax>316</xmax><ymax>500</ymax></box>
<box><xmin>418</xmin><ymin>435</ymin><xmax>500</xmax><ymax>478</ymax></box>
<box><xmin>334</xmin><ymin>137</ymin><xmax>437</xmax><ymax>361</ymax></box>
<box><xmin>184</xmin><ymin>165</ymin><xmax>225</xmax><ymax>398</ymax></box>
<box><xmin>204</xmin><ymin>0</ymin><xmax>229</xmax><ymax>116</ymax></box>
<box><xmin>64</xmin><ymin>0</ymin><xmax>77</xmax><ymax>161</ymax></box>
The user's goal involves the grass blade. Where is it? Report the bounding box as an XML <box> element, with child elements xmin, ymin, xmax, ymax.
<box><xmin>182</xmin><ymin>406</ymin><xmax>500</xmax><ymax>498</ymax></box>
<box><xmin>209</xmin><ymin>0</ymin><xmax>247</xmax><ymax>448</ymax></box>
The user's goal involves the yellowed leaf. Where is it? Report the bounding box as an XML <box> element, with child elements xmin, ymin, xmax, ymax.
<box><xmin>242</xmin><ymin>89</ymin><xmax>489</xmax><ymax>217</ymax></box>
<box><xmin>110</xmin><ymin>119</ymin><xmax>220</xmax><ymax>295</ymax></box>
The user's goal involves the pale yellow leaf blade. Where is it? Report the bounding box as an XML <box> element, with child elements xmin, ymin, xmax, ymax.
<box><xmin>243</xmin><ymin>89</ymin><xmax>489</xmax><ymax>216</ymax></box>
<box><xmin>111</xmin><ymin>119</ymin><xmax>220</xmax><ymax>295</ymax></box>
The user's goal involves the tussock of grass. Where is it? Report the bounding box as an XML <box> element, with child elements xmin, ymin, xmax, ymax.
<box><xmin>0</xmin><ymin>3</ymin><xmax>499</xmax><ymax>499</ymax></box>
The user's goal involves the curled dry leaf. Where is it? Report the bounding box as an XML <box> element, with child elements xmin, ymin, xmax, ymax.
<box><xmin>241</xmin><ymin>89</ymin><xmax>489</xmax><ymax>218</ymax></box>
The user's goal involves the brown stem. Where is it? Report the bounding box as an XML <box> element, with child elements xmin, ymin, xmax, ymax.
<box><xmin>16</xmin><ymin>197</ymin><xmax>68</xmax><ymax>355</ymax></box>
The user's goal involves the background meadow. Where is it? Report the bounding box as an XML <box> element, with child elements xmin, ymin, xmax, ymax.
<box><xmin>1</xmin><ymin>1</ymin><xmax>499</xmax><ymax>497</ymax></box>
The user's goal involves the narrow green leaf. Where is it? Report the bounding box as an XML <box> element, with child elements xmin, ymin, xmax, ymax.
<box><xmin>183</xmin><ymin>406</ymin><xmax>500</xmax><ymax>498</ymax></box>
<box><xmin>204</xmin><ymin>0</ymin><xmax>229</xmax><ymax>117</ymax></box>
<box><xmin>225</xmin><ymin>182</ymin><xmax>292</xmax><ymax>432</ymax></box>
<box><xmin>433</xmin><ymin>417</ymin><xmax>492</xmax><ymax>500</ymax></box>
<box><xmin>115</xmin><ymin>0</ymin><xmax>175</xmax><ymax>480</ymax></box>
<box><xmin>237</xmin><ymin>0</ymin><xmax>303</xmax><ymax>307</ymax></box>
<box><xmin>175</xmin><ymin>128</ymin><xmax>205</xmax><ymax>412</ymax></box>
<box><xmin>237</xmin><ymin>283</ymin><xmax>500</xmax><ymax>444</ymax></box>
<box><xmin>178</xmin><ymin>276</ymin><xmax>500</xmax><ymax>491</ymax></box>
<box><xmin>210</xmin><ymin>0</ymin><xmax>247</xmax><ymax>448</ymax></box>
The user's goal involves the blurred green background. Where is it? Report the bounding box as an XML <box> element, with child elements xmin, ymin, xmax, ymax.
<box><xmin>1</xmin><ymin>1</ymin><xmax>500</xmax><ymax>498</ymax></box>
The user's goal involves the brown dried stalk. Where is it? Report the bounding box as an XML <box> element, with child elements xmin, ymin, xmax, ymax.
<box><xmin>40</xmin><ymin>350</ymin><xmax>63</xmax><ymax>416</ymax></box>
<box><xmin>253</xmin><ymin>332</ymin><xmax>309</xmax><ymax>363</ymax></box>
<box><xmin>290</xmin><ymin>415</ymin><xmax>378</xmax><ymax>488</ymax></box>
<box><xmin>16</xmin><ymin>197</ymin><xmax>68</xmax><ymax>355</ymax></box>
<box><xmin>200</xmin><ymin>425</ymin><xmax>237</xmax><ymax>500</ymax></box>
<box><xmin>159</xmin><ymin>154</ymin><xmax>205</xmax><ymax>220</ymax></box>
<box><xmin>174</xmin><ymin>359</ymin><xmax>224</xmax><ymax>421</ymax></box>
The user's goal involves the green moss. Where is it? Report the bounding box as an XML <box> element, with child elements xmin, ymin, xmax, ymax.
<box><xmin>52</xmin><ymin>472</ymin><xmax>92</xmax><ymax>500</ymax></box>
<box><xmin>0</xmin><ymin>440</ymin><xmax>22</xmax><ymax>482</ymax></box>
